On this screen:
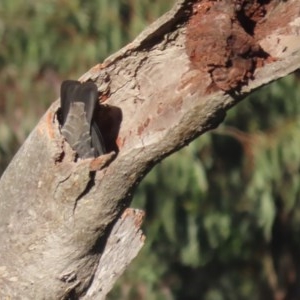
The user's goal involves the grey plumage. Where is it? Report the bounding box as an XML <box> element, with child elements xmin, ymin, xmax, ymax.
<box><xmin>60</xmin><ymin>80</ymin><xmax>106</xmax><ymax>159</ymax></box>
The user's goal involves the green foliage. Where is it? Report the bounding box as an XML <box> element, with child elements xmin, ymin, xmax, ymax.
<box><xmin>1</xmin><ymin>1</ymin><xmax>300</xmax><ymax>299</ymax></box>
<box><xmin>119</xmin><ymin>74</ymin><xmax>300</xmax><ymax>299</ymax></box>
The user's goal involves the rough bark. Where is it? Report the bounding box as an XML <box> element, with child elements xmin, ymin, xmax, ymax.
<box><xmin>0</xmin><ymin>0</ymin><xmax>300</xmax><ymax>299</ymax></box>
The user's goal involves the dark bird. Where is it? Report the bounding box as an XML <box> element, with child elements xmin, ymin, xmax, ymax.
<box><xmin>60</xmin><ymin>80</ymin><xmax>106</xmax><ymax>159</ymax></box>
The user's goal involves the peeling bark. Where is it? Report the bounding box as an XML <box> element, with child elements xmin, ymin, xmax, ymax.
<box><xmin>0</xmin><ymin>0</ymin><xmax>300</xmax><ymax>298</ymax></box>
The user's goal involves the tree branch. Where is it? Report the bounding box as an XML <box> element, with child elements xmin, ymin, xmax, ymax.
<box><xmin>82</xmin><ymin>208</ymin><xmax>145</xmax><ymax>300</ymax></box>
<box><xmin>0</xmin><ymin>0</ymin><xmax>299</xmax><ymax>298</ymax></box>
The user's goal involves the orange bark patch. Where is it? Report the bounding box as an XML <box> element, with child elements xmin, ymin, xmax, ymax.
<box><xmin>137</xmin><ymin>118</ymin><xmax>150</xmax><ymax>136</ymax></box>
<box><xmin>46</xmin><ymin>111</ymin><xmax>55</xmax><ymax>139</ymax></box>
<box><xmin>121</xmin><ymin>208</ymin><xmax>145</xmax><ymax>228</ymax></box>
<box><xmin>116</xmin><ymin>136</ymin><xmax>124</xmax><ymax>149</ymax></box>
<box><xmin>186</xmin><ymin>0</ymin><xmax>271</xmax><ymax>92</ymax></box>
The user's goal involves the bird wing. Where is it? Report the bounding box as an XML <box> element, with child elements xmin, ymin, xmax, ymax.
<box><xmin>60</xmin><ymin>80</ymin><xmax>106</xmax><ymax>158</ymax></box>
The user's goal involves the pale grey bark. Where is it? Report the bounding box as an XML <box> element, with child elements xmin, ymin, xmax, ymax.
<box><xmin>0</xmin><ymin>0</ymin><xmax>300</xmax><ymax>299</ymax></box>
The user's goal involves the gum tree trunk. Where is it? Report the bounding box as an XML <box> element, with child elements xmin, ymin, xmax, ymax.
<box><xmin>0</xmin><ymin>0</ymin><xmax>300</xmax><ymax>299</ymax></box>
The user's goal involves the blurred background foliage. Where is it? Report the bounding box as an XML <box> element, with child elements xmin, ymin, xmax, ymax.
<box><xmin>1</xmin><ymin>1</ymin><xmax>300</xmax><ymax>299</ymax></box>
